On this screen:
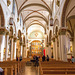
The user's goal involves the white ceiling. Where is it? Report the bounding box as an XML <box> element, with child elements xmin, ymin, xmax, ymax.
<box><xmin>16</xmin><ymin>0</ymin><xmax>53</xmax><ymax>34</ymax></box>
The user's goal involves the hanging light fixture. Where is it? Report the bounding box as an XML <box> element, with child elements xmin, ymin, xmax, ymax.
<box><xmin>57</xmin><ymin>0</ymin><xmax>60</xmax><ymax>6</ymax></box>
<box><xmin>7</xmin><ymin>0</ymin><xmax>11</xmax><ymax>6</ymax></box>
<box><xmin>9</xmin><ymin>17</ymin><xmax>13</xmax><ymax>25</ymax></box>
<box><xmin>50</xmin><ymin>17</ymin><xmax>53</xmax><ymax>26</ymax></box>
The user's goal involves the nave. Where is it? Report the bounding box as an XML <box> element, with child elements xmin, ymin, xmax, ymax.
<box><xmin>24</xmin><ymin>66</ymin><xmax>39</xmax><ymax>75</ymax></box>
<box><xmin>0</xmin><ymin>0</ymin><xmax>75</xmax><ymax>75</ymax></box>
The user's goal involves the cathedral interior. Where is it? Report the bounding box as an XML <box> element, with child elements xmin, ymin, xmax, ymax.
<box><xmin>0</xmin><ymin>0</ymin><xmax>75</xmax><ymax>75</ymax></box>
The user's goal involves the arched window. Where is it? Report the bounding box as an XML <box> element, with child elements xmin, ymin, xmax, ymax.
<box><xmin>12</xmin><ymin>0</ymin><xmax>15</xmax><ymax>14</ymax></box>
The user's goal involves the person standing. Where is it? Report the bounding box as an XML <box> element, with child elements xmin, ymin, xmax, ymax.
<box><xmin>47</xmin><ymin>55</ymin><xmax>49</xmax><ymax>61</ymax></box>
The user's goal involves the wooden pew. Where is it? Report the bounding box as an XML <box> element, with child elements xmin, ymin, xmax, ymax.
<box><xmin>41</xmin><ymin>70</ymin><xmax>75</xmax><ymax>75</ymax></box>
<box><xmin>0</xmin><ymin>61</ymin><xmax>26</xmax><ymax>75</ymax></box>
<box><xmin>39</xmin><ymin>61</ymin><xmax>75</xmax><ymax>75</ymax></box>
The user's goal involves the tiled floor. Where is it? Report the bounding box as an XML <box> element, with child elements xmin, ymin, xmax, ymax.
<box><xmin>24</xmin><ymin>66</ymin><xmax>39</xmax><ymax>75</ymax></box>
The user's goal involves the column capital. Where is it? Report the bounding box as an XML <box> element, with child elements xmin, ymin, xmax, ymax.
<box><xmin>70</xmin><ymin>37</ymin><xmax>74</xmax><ymax>41</ymax></box>
<box><xmin>20</xmin><ymin>42</ymin><xmax>23</xmax><ymax>46</ymax></box>
<box><xmin>9</xmin><ymin>35</ymin><xmax>13</xmax><ymax>38</ymax></box>
<box><xmin>52</xmin><ymin>37</ymin><xmax>55</xmax><ymax>42</ymax></box>
<box><xmin>49</xmin><ymin>42</ymin><xmax>51</xmax><ymax>46</ymax></box>
<box><xmin>46</xmin><ymin>44</ymin><xmax>49</xmax><ymax>47</ymax></box>
<box><xmin>23</xmin><ymin>44</ymin><xmax>26</xmax><ymax>47</ymax></box>
<box><xmin>58</xmin><ymin>27</ymin><xmax>67</xmax><ymax>35</ymax></box>
<box><xmin>0</xmin><ymin>27</ymin><xmax>8</xmax><ymax>35</ymax></box>
<box><xmin>55</xmin><ymin>35</ymin><xmax>58</xmax><ymax>38</ymax></box>
<box><xmin>13</xmin><ymin>37</ymin><xmax>17</xmax><ymax>42</ymax></box>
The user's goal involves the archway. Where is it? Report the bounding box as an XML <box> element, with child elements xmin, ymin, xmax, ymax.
<box><xmin>61</xmin><ymin>0</ymin><xmax>75</xmax><ymax>60</ymax></box>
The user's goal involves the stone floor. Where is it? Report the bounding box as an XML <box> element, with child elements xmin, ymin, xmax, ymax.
<box><xmin>24</xmin><ymin>66</ymin><xmax>39</xmax><ymax>75</ymax></box>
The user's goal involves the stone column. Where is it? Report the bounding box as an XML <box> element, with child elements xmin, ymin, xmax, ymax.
<box><xmin>20</xmin><ymin>42</ymin><xmax>23</xmax><ymax>56</ymax></box>
<box><xmin>22</xmin><ymin>44</ymin><xmax>26</xmax><ymax>59</ymax></box>
<box><xmin>48</xmin><ymin>42</ymin><xmax>51</xmax><ymax>58</ymax></box>
<box><xmin>5</xmin><ymin>32</ymin><xmax>9</xmax><ymax>61</ymax></box>
<box><xmin>0</xmin><ymin>28</ymin><xmax>6</xmax><ymax>61</ymax></box>
<box><xmin>45</xmin><ymin>37</ymin><xmax>47</xmax><ymax>56</ymax></box>
<box><xmin>59</xmin><ymin>35</ymin><xmax>62</xmax><ymax>60</ymax></box>
<box><xmin>52</xmin><ymin>37</ymin><xmax>56</xmax><ymax>59</ymax></box>
<box><xmin>13</xmin><ymin>37</ymin><xmax>17</xmax><ymax>60</ymax></box>
<box><xmin>59</xmin><ymin>27</ymin><xmax>67</xmax><ymax>61</ymax></box>
<box><xmin>55</xmin><ymin>36</ymin><xmax>59</xmax><ymax>60</ymax></box>
<box><xmin>10</xmin><ymin>36</ymin><xmax>13</xmax><ymax>60</ymax></box>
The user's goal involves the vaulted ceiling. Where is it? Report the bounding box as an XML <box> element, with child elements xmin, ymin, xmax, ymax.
<box><xmin>16</xmin><ymin>0</ymin><xmax>53</xmax><ymax>31</ymax></box>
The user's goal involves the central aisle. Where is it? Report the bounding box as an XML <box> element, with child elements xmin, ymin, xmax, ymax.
<box><xmin>24</xmin><ymin>66</ymin><xmax>39</xmax><ymax>75</ymax></box>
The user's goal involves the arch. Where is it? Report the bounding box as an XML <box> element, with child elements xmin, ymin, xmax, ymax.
<box><xmin>24</xmin><ymin>15</ymin><xmax>48</xmax><ymax>25</ymax></box>
<box><xmin>26</xmin><ymin>23</ymin><xmax>46</xmax><ymax>32</ymax></box>
<box><xmin>27</xmin><ymin>20</ymin><xmax>44</xmax><ymax>26</ymax></box>
<box><xmin>18</xmin><ymin>3</ymin><xmax>52</xmax><ymax>15</ymax></box>
<box><xmin>0</xmin><ymin>5</ymin><xmax>5</xmax><ymax>27</ymax></box>
<box><xmin>66</xmin><ymin>6</ymin><xmax>75</xmax><ymax>18</ymax></box>
<box><xmin>61</xmin><ymin>0</ymin><xmax>70</xmax><ymax>27</ymax></box>
<box><xmin>66</xmin><ymin>15</ymin><xmax>75</xmax><ymax>21</ymax></box>
<box><xmin>23</xmin><ymin>11</ymin><xmax>48</xmax><ymax>24</ymax></box>
<box><xmin>54</xmin><ymin>19</ymin><xmax>59</xmax><ymax>26</ymax></box>
<box><xmin>54</xmin><ymin>19</ymin><xmax>59</xmax><ymax>34</ymax></box>
<box><xmin>67</xmin><ymin>29</ymin><xmax>74</xmax><ymax>37</ymax></box>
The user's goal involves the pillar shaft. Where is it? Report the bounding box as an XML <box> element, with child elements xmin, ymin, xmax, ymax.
<box><xmin>20</xmin><ymin>45</ymin><xmax>23</xmax><ymax>56</ymax></box>
<box><xmin>13</xmin><ymin>42</ymin><xmax>16</xmax><ymax>60</ymax></box>
<box><xmin>10</xmin><ymin>38</ymin><xmax>13</xmax><ymax>60</ymax></box>
<box><xmin>58</xmin><ymin>27</ymin><xmax>67</xmax><ymax>61</ymax></box>
<box><xmin>53</xmin><ymin>41</ymin><xmax>56</xmax><ymax>59</ymax></box>
<box><xmin>5</xmin><ymin>35</ymin><xmax>9</xmax><ymax>61</ymax></box>
<box><xmin>55</xmin><ymin>37</ymin><xmax>59</xmax><ymax>60</ymax></box>
<box><xmin>0</xmin><ymin>35</ymin><xmax>5</xmax><ymax>61</ymax></box>
<box><xmin>48</xmin><ymin>45</ymin><xmax>51</xmax><ymax>58</ymax></box>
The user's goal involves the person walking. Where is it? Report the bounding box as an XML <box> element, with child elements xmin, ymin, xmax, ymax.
<box><xmin>47</xmin><ymin>55</ymin><xmax>49</xmax><ymax>61</ymax></box>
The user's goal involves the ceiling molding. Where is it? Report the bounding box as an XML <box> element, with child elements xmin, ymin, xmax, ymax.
<box><xmin>27</xmin><ymin>20</ymin><xmax>45</xmax><ymax>26</ymax></box>
<box><xmin>18</xmin><ymin>0</ymin><xmax>28</xmax><ymax>12</ymax></box>
<box><xmin>41</xmin><ymin>0</ymin><xmax>52</xmax><ymax>15</ymax></box>
<box><xmin>23</xmin><ymin>11</ymin><xmax>48</xmax><ymax>24</ymax></box>
<box><xmin>18</xmin><ymin>3</ymin><xmax>52</xmax><ymax>15</ymax></box>
<box><xmin>68</xmin><ymin>20</ymin><xmax>73</xmax><ymax>33</ymax></box>
<box><xmin>26</xmin><ymin>23</ymin><xmax>46</xmax><ymax>31</ymax></box>
<box><xmin>23</xmin><ymin>15</ymin><xmax>48</xmax><ymax>25</ymax></box>
<box><xmin>66</xmin><ymin>15</ymin><xmax>75</xmax><ymax>21</ymax></box>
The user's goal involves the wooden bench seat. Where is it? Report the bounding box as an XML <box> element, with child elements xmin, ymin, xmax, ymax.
<box><xmin>0</xmin><ymin>61</ymin><xmax>26</xmax><ymax>75</ymax></box>
<box><xmin>39</xmin><ymin>61</ymin><xmax>75</xmax><ymax>75</ymax></box>
<box><xmin>41</xmin><ymin>70</ymin><xmax>75</xmax><ymax>75</ymax></box>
